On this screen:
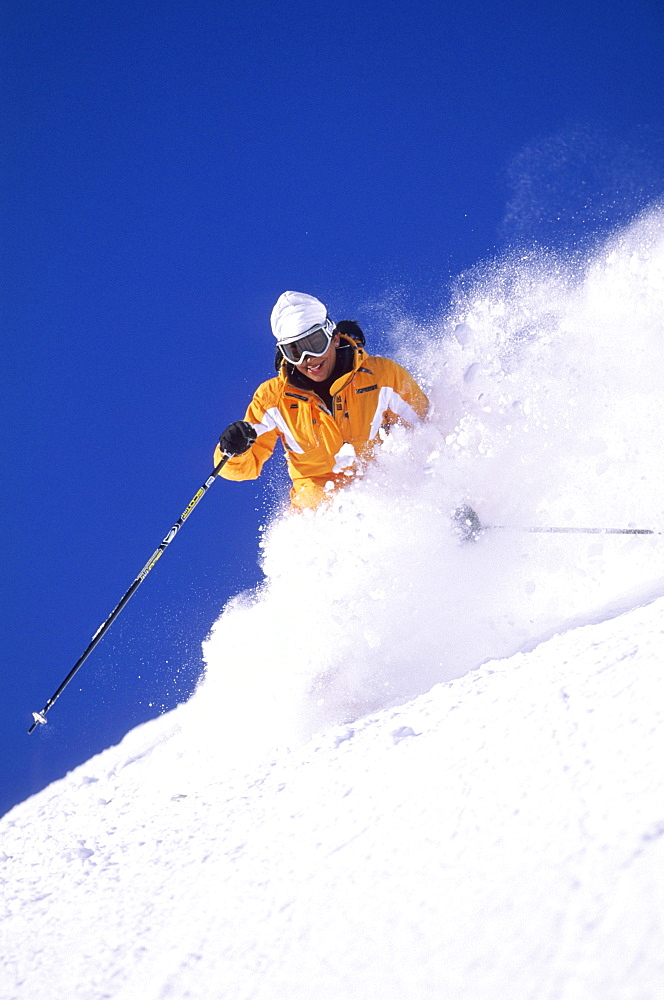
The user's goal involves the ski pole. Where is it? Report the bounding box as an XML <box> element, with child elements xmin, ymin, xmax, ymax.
<box><xmin>28</xmin><ymin>455</ymin><xmax>230</xmax><ymax>734</ymax></box>
<box><xmin>452</xmin><ymin>506</ymin><xmax>663</xmax><ymax>542</ymax></box>
<box><xmin>491</xmin><ymin>525</ymin><xmax>660</xmax><ymax>535</ymax></box>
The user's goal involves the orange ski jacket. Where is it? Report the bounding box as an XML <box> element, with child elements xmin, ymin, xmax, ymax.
<box><xmin>214</xmin><ymin>336</ymin><xmax>429</xmax><ymax>508</ymax></box>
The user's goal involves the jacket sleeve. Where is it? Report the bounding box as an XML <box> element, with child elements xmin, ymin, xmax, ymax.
<box><xmin>214</xmin><ymin>382</ymin><xmax>281</xmax><ymax>482</ymax></box>
<box><xmin>394</xmin><ymin>361</ymin><xmax>429</xmax><ymax>420</ymax></box>
<box><xmin>373</xmin><ymin>358</ymin><xmax>429</xmax><ymax>435</ymax></box>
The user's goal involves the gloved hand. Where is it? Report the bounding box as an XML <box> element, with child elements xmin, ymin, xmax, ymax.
<box><xmin>451</xmin><ymin>504</ymin><xmax>482</xmax><ymax>543</ymax></box>
<box><xmin>218</xmin><ymin>420</ymin><xmax>257</xmax><ymax>457</ymax></box>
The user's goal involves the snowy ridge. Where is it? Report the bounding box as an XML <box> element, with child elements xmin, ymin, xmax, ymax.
<box><xmin>3</xmin><ymin>207</ymin><xmax>664</xmax><ymax>997</ymax></box>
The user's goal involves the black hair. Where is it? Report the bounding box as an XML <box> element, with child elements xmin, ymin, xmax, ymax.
<box><xmin>335</xmin><ymin>319</ymin><xmax>365</xmax><ymax>346</ymax></box>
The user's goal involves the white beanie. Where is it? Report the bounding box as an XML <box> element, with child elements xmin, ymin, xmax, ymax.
<box><xmin>270</xmin><ymin>291</ymin><xmax>330</xmax><ymax>344</ymax></box>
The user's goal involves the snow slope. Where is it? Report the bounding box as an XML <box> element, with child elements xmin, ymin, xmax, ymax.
<box><xmin>3</xmin><ymin>207</ymin><xmax>664</xmax><ymax>998</ymax></box>
<box><xmin>3</xmin><ymin>600</ymin><xmax>664</xmax><ymax>999</ymax></box>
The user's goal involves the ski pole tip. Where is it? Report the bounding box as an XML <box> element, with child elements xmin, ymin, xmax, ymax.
<box><xmin>28</xmin><ymin>710</ymin><xmax>47</xmax><ymax>734</ymax></box>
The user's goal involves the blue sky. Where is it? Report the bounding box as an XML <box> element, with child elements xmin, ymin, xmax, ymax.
<box><xmin>3</xmin><ymin>0</ymin><xmax>664</xmax><ymax>815</ymax></box>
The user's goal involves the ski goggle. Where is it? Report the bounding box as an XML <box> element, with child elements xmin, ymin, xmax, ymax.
<box><xmin>278</xmin><ymin>318</ymin><xmax>335</xmax><ymax>365</ymax></box>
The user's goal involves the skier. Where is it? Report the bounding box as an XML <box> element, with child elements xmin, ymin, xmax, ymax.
<box><xmin>215</xmin><ymin>291</ymin><xmax>430</xmax><ymax>509</ymax></box>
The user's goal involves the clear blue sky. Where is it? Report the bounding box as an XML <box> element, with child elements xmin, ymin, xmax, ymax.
<box><xmin>3</xmin><ymin>0</ymin><xmax>663</xmax><ymax>815</ymax></box>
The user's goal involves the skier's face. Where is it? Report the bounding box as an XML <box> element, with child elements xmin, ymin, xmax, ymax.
<box><xmin>294</xmin><ymin>332</ymin><xmax>340</xmax><ymax>382</ymax></box>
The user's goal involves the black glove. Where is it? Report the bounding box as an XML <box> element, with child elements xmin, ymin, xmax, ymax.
<box><xmin>218</xmin><ymin>420</ymin><xmax>257</xmax><ymax>457</ymax></box>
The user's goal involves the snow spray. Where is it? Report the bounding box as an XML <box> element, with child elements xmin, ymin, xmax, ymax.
<box><xmin>183</xmin><ymin>204</ymin><xmax>664</xmax><ymax>763</ymax></box>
